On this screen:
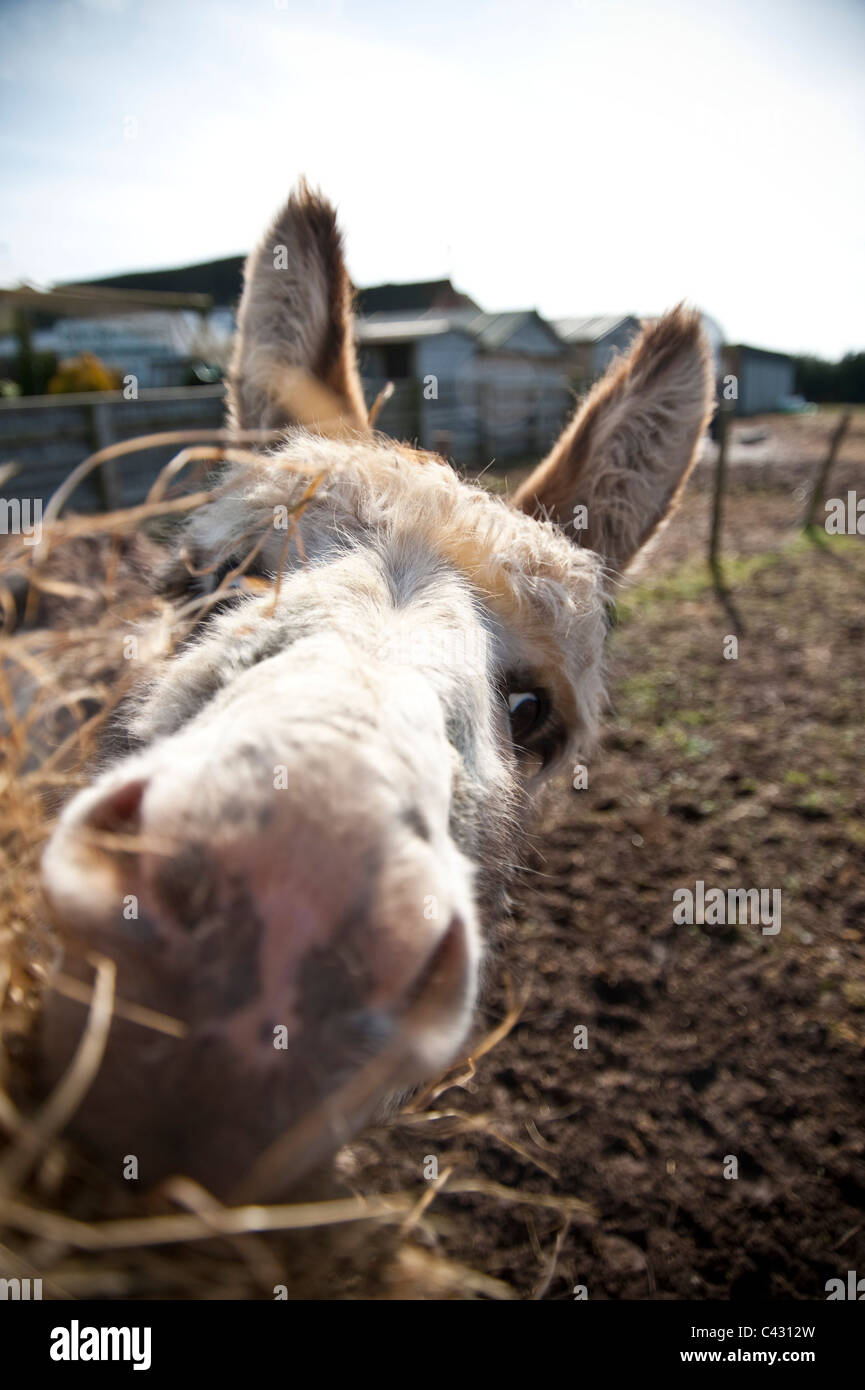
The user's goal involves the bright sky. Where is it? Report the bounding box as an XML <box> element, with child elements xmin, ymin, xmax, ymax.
<box><xmin>1</xmin><ymin>0</ymin><xmax>863</xmax><ymax>359</ymax></box>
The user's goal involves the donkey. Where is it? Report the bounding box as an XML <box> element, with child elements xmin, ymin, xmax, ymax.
<box><xmin>38</xmin><ymin>182</ymin><xmax>714</xmax><ymax>1198</ymax></box>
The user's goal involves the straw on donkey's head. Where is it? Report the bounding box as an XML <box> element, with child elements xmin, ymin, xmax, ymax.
<box><xmin>2</xmin><ymin>182</ymin><xmax>714</xmax><ymax>1217</ymax></box>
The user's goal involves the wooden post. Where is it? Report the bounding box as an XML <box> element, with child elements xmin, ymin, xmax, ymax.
<box><xmin>803</xmin><ymin>410</ymin><xmax>852</xmax><ymax>534</ymax></box>
<box><xmin>12</xmin><ymin>309</ymin><xmax>34</xmax><ymax>395</ymax></box>
<box><xmin>708</xmin><ymin>404</ymin><xmax>744</xmax><ymax>632</ymax></box>
<box><xmin>709</xmin><ymin>406</ymin><xmax>729</xmax><ymax>591</ymax></box>
<box><xmin>90</xmin><ymin>400</ymin><xmax>121</xmax><ymax>511</ymax></box>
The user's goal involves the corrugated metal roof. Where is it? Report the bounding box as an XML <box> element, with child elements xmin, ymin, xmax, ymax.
<box><xmin>469</xmin><ymin>311</ymin><xmax>539</xmax><ymax>350</ymax></box>
<box><xmin>726</xmin><ymin>342</ymin><xmax>795</xmax><ymax>365</ymax></box>
<box><xmin>555</xmin><ymin>313</ymin><xmax>637</xmax><ymax>343</ymax></box>
<box><xmin>357</xmin><ymin>307</ymin><xmax>563</xmax><ymax>352</ymax></box>
<box><xmin>356</xmin><ymin>279</ymin><xmax>480</xmax><ymax>315</ymax></box>
<box><xmin>357</xmin><ymin>314</ymin><xmax>456</xmax><ymax>343</ymax></box>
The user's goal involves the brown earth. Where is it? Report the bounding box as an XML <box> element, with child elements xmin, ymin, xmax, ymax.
<box><xmin>701</xmin><ymin>407</ymin><xmax>865</xmax><ymax>477</ymax></box>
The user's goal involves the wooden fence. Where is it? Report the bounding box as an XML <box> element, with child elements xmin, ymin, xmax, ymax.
<box><xmin>368</xmin><ymin>376</ymin><xmax>572</xmax><ymax>464</ymax></box>
<box><xmin>0</xmin><ymin>386</ymin><xmax>225</xmax><ymax>511</ymax></box>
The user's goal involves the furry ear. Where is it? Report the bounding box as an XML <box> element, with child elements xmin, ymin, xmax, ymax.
<box><xmin>514</xmin><ymin>306</ymin><xmax>715</xmax><ymax>573</ymax></box>
<box><xmin>227</xmin><ymin>179</ymin><xmax>368</xmax><ymax>437</ymax></box>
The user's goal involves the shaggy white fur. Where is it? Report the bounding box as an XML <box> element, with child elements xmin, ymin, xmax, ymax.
<box><xmin>183</xmin><ymin>434</ymin><xmax>609</xmax><ymax>756</ymax></box>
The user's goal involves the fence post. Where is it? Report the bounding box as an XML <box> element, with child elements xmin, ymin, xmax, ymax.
<box><xmin>709</xmin><ymin>405</ymin><xmax>728</xmax><ymax>587</ymax></box>
<box><xmin>89</xmin><ymin>400</ymin><xmax>121</xmax><ymax>511</ymax></box>
<box><xmin>802</xmin><ymin>410</ymin><xmax>852</xmax><ymax>534</ymax></box>
<box><xmin>708</xmin><ymin>404</ymin><xmax>744</xmax><ymax>632</ymax></box>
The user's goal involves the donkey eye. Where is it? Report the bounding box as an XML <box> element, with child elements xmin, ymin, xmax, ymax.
<box><xmin>507</xmin><ymin>690</ymin><xmax>547</xmax><ymax>746</ymax></box>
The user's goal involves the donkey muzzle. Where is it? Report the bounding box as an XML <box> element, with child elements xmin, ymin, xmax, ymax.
<box><xmin>39</xmin><ymin>736</ymin><xmax>478</xmax><ymax>1195</ymax></box>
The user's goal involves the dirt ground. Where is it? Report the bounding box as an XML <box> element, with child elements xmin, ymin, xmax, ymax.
<box><xmin>347</xmin><ymin>466</ymin><xmax>865</xmax><ymax>1300</ymax></box>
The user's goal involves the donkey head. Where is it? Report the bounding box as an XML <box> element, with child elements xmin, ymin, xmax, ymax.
<box><xmin>40</xmin><ymin>184</ymin><xmax>713</xmax><ymax>1197</ymax></box>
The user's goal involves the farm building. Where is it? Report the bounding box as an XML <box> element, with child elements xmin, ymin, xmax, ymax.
<box><xmin>554</xmin><ymin>313</ymin><xmax>642</xmax><ymax>386</ymax></box>
<box><xmin>71</xmin><ymin>255</ymin><xmax>246</xmax><ymax>305</ymax></box>
<box><xmin>357</xmin><ymin>283</ymin><xmax>573</xmax><ymax>460</ymax></box>
<box><xmin>0</xmin><ymin>282</ymin><xmax>227</xmax><ymax>392</ymax></box>
<box><xmin>723</xmin><ymin>343</ymin><xmax>796</xmax><ymax>416</ymax></box>
<box><xmin>356</xmin><ymin>278</ymin><xmax>479</xmax><ymax>317</ymax></box>
<box><xmin>0</xmin><ymin>260</ymin><xmax>244</xmax><ymax>393</ymax></box>
<box><xmin>556</xmin><ymin>310</ymin><xmax>726</xmax><ymax>391</ymax></box>
<box><xmin>0</xmin><ymin>284</ymin><xmax>230</xmax><ymax>508</ymax></box>
<box><xmin>15</xmin><ymin>309</ymin><xmax>231</xmax><ymax>390</ymax></box>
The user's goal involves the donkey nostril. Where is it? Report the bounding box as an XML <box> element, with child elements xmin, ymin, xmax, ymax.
<box><xmin>391</xmin><ymin>910</ymin><xmax>475</xmax><ymax>1076</ymax></box>
<box><xmin>401</xmin><ymin>806</ymin><xmax>431</xmax><ymax>843</ymax></box>
<box><xmin>86</xmin><ymin>778</ymin><xmax>147</xmax><ymax>835</ymax></box>
<box><xmin>404</xmin><ymin>912</ymin><xmax>467</xmax><ymax>1009</ymax></box>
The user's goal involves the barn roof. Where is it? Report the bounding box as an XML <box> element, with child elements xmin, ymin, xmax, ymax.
<box><xmin>62</xmin><ymin>256</ymin><xmax>246</xmax><ymax>307</ymax></box>
<box><xmin>726</xmin><ymin>342</ymin><xmax>795</xmax><ymax>365</ymax></box>
<box><xmin>356</xmin><ymin>313</ymin><xmax>456</xmax><ymax>343</ymax></box>
<box><xmin>462</xmin><ymin>309</ymin><xmax>560</xmax><ymax>351</ymax></box>
<box><xmin>357</xmin><ymin>307</ymin><xmax>564</xmax><ymax>354</ymax></box>
<box><xmin>554</xmin><ymin>313</ymin><xmax>639</xmax><ymax>343</ymax></box>
<box><xmin>355</xmin><ymin>279</ymin><xmax>479</xmax><ymax>315</ymax></box>
<box><xmin>0</xmin><ymin>284</ymin><xmax>212</xmax><ymax>317</ymax></box>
